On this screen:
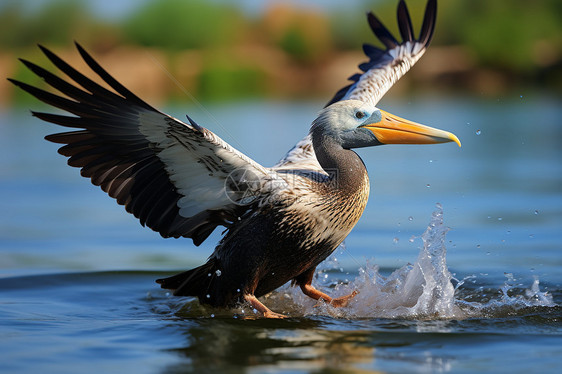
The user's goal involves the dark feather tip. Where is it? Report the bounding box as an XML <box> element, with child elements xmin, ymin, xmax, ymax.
<box><xmin>186</xmin><ymin>114</ymin><xmax>204</xmax><ymax>132</ymax></box>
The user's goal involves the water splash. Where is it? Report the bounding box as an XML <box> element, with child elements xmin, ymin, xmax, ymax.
<box><xmin>269</xmin><ymin>203</ymin><xmax>555</xmax><ymax>319</ymax></box>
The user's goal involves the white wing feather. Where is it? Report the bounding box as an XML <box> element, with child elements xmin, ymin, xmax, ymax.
<box><xmin>276</xmin><ymin>0</ymin><xmax>437</xmax><ymax>170</ymax></box>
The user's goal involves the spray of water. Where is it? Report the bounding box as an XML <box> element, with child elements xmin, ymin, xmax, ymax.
<box><xmin>265</xmin><ymin>203</ymin><xmax>555</xmax><ymax>319</ymax></box>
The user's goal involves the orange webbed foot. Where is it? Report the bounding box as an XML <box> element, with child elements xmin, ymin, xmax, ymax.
<box><xmin>328</xmin><ymin>290</ymin><xmax>358</xmax><ymax>307</ymax></box>
<box><xmin>244</xmin><ymin>294</ymin><xmax>287</xmax><ymax>319</ymax></box>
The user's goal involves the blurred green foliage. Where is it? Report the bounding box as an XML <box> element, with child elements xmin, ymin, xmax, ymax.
<box><xmin>122</xmin><ymin>0</ymin><xmax>245</xmax><ymax>50</ymax></box>
<box><xmin>279</xmin><ymin>27</ymin><xmax>311</xmax><ymax>62</ymax></box>
<box><xmin>1</xmin><ymin>0</ymin><xmax>560</xmax><ymax>102</ymax></box>
<box><xmin>335</xmin><ymin>0</ymin><xmax>562</xmax><ymax>72</ymax></box>
<box><xmin>0</xmin><ymin>1</ymin><xmax>94</xmax><ymax>48</ymax></box>
<box><xmin>198</xmin><ymin>65</ymin><xmax>266</xmax><ymax>101</ymax></box>
<box><xmin>438</xmin><ymin>0</ymin><xmax>562</xmax><ymax>73</ymax></box>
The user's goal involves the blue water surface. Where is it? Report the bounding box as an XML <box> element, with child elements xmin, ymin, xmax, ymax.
<box><xmin>1</xmin><ymin>95</ymin><xmax>561</xmax><ymax>373</ymax></box>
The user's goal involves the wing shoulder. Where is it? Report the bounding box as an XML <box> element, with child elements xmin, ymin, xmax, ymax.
<box><xmin>10</xmin><ymin>44</ymin><xmax>272</xmax><ymax>246</ymax></box>
<box><xmin>327</xmin><ymin>0</ymin><xmax>437</xmax><ymax>107</ymax></box>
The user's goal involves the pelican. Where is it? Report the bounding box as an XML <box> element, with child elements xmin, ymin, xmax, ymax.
<box><xmin>10</xmin><ymin>0</ymin><xmax>459</xmax><ymax>318</ymax></box>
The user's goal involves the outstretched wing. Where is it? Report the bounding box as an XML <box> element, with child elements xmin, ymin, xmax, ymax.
<box><xmin>9</xmin><ymin>43</ymin><xmax>273</xmax><ymax>246</ymax></box>
<box><xmin>276</xmin><ymin>0</ymin><xmax>437</xmax><ymax>169</ymax></box>
<box><xmin>327</xmin><ymin>0</ymin><xmax>437</xmax><ymax>106</ymax></box>
<box><xmin>272</xmin><ymin>134</ymin><xmax>324</xmax><ymax>174</ymax></box>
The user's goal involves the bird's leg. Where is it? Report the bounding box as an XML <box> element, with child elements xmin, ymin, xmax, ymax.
<box><xmin>296</xmin><ymin>268</ymin><xmax>358</xmax><ymax>308</ymax></box>
<box><xmin>243</xmin><ymin>294</ymin><xmax>286</xmax><ymax>319</ymax></box>
<box><xmin>300</xmin><ymin>283</ymin><xmax>358</xmax><ymax>307</ymax></box>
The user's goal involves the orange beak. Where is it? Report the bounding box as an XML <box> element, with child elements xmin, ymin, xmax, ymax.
<box><xmin>362</xmin><ymin>110</ymin><xmax>461</xmax><ymax>147</ymax></box>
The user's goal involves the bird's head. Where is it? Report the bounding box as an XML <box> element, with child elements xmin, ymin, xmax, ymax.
<box><xmin>311</xmin><ymin>100</ymin><xmax>461</xmax><ymax>149</ymax></box>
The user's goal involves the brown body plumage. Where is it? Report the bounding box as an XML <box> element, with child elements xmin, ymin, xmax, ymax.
<box><xmin>10</xmin><ymin>0</ymin><xmax>460</xmax><ymax>317</ymax></box>
<box><xmin>159</xmin><ymin>132</ymin><xmax>371</xmax><ymax>309</ymax></box>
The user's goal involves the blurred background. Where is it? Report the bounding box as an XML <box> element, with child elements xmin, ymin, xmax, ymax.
<box><xmin>0</xmin><ymin>0</ymin><xmax>561</xmax><ymax>278</ymax></box>
<box><xmin>1</xmin><ymin>2</ymin><xmax>561</xmax><ymax>372</ymax></box>
<box><xmin>1</xmin><ymin>0</ymin><xmax>561</xmax><ymax>107</ymax></box>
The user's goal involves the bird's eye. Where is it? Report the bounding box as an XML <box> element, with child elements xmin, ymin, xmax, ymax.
<box><xmin>355</xmin><ymin>111</ymin><xmax>365</xmax><ymax>119</ymax></box>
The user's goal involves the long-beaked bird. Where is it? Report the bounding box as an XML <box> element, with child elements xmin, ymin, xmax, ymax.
<box><xmin>9</xmin><ymin>0</ymin><xmax>459</xmax><ymax>318</ymax></box>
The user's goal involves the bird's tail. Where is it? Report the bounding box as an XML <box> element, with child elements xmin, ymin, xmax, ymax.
<box><xmin>156</xmin><ymin>259</ymin><xmax>218</xmax><ymax>297</ymax></box>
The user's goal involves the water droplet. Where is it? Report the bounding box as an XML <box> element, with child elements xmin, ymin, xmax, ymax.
<box><xmin>534</xmin><ymin>210</ymin><xmax>539</xmax><ymax>215</ymax></box>
<box><xmin>476</xmin><ymin>244</ymin><xmax>481</xmax><ymax>248</ymax></box>
<box><xmin>497</xmin><ymin>217</ymin><xmax>502</xmax><ymax>221</ymax></box>
<box><xmin>206</xmin><ymin>294</ymin><xmax>210</xmax><ymax>299</ymax></box>
<box><xmin>207</xmin><ymin>273</ymin><xmax>212</xmax><ymax>277</ymax></box>
<box><xmin>529</xmin><ymin>234</ymin><xmax>534</xmax><ymax>239</ymax></box>
<box><xmin>426</xmin><ymin>184</ymin><xmax>431</xmax><ymax>188</ymax></box>
<box><xmin>393</xmin><ymin>237</ymin><xmax>399</xmax><ymax>243</ymax></box>
<box><xmin>520</xmin><ymin>95</ymin><xmax>523</xmax><ymax>99</ymax></box>
<box><xmin>215</xmin><ymin>270</ymin><xmax>222</xmax><ymax>277</ymax></box>
<box><xmin>408</xmin><ymin>216</ymin><xmax>413</xmax><ymax>221</ymax></box>
<box><xmin>476</xmin><ymin>129</ymin><xmax>481</xmax><ymax>135</ymax></box>
<box><xmin>210</xmin><ymin>314</ymin><xmax>215</xmax><ymax>318</ymax></box>
<box><xmin>429</xmin><ymin>159</ymin><xmax>433</xmax><ymax>163</ymax></box>
<box><xmin>236</xmin><ymin>288</ymin><xmax>241</xmax><ymax>293</ymax></box>
<box><xmin>409</xmin><ymin>235</ymin><xmax>415</xmax><ymax>243</ymax></box>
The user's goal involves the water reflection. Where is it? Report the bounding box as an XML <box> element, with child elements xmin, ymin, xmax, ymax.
<box><xmin>158</xmin><ymin>314</ymin><xmax>478</xmax><ymax>373</ymax></box>
<box><xmin>161</xmin><ymin>318</ymin><xmax>374</xmax><ymax>373</ymax></box>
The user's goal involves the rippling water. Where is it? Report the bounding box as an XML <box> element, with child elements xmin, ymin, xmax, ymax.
<box><xmin>1</xmin><ymin>96</ymin><xmax>561</xmax><ymax>373</ymax></box>
<box><xmin>271</xmin><ymin>204</ymin><xmax>556</xmax><ymax>321</ymax></box>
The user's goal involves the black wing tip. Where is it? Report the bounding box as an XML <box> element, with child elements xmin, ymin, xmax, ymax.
<box><xmin>367</xmin><ymin>11</ymin><xmax>400</xmax><ymax>49</ymax></box>
<box><xmin>17</xmin><ymin>57</ymin><xmax>32</xmax><ymax>67</ymax></box>
<box><xmin>7</xmin><ymin>78</ymin><xmax>45</xmax><ymax>103</ymax></box>
<box><xmin>185</xmin><ymin>114</ymin><xmax>204</xmax><ymax>132</ymax></box>
<box><xmin>366</xmin><ymin>0</ymin><xmax>438</xmax><ymax>49</ymax></box>
<box><xmin>397</xmin><ymin>0</ymin><xmax>414</xmax><ymax>43</ymax></box>
<box><xmin>71</xmin><ymin>41</ymin><xmax>156</xmax><ymax>111</ymax></box>
<box><xmin>37</xmin><ymin>43</ymin><xmax>55</xmax><ymax>58</ymax></box>
<box><xmin>420</xmin><ymin>0</ymin><xmax>438</xmax><ymax>46</ymax></box>
<box><xmin>17</xmin><ymin>58</ymin><xmax>50</xmax><ymax>79</ymax></box>
<box><xmin>74</xmin><ymin>41</ymin><xmax>91</xmax><ymax>61</ymax></box>
<box><xmin>43</xmin><ymin>132</ymin><xmax>60</xmax><ymax>143</ymax></box>
<box><xmin>368</xmin><ymin>0</ymin><xmax>442</xmax><ymax>51</ymax></box>
<box><xmin>6</xmin><ymin>77</ymin><xmax>20</xmax><ymax>87</ymax></box>
<box><xmin>7</xmin><ymin>77</ymin><xmax>33</xmax><ymax>92</ymax></box>
<box><xmin>366</xmin><ymin>11</ymin><xmax>381</xmax><ymax>31</ymax></box>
